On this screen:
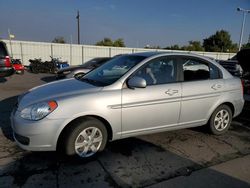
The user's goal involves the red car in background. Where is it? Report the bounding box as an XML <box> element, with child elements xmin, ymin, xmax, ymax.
<box><xmin>0</xmin><ymin>41</ymin><xmax>15</xmax><ymax>77</ymax></box>
<box><xmin>12</xmin><ymin>59</ymin><xmax>25</xmax><ymax>74</ymax></box>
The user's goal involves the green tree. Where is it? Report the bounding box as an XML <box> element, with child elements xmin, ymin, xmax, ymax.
<box><xmin>230</xmin><ymin>43</ymin><xmax>238</xmax><ymax>52</ymax></box>
<box><xmin>242</xmin><ymin>43</ymin><xmax>250</xmax><ymax>49</ymax></box>
<box><xmin>52</xmin><ymin>36</ymin><xmax>66</xmax><ymax>43</ymax></box>
<box><xmin>113</xmin><ymin>38</ymin><xmax>126</xmax><ymax>47</ymax></box>
<box><xmin>96</xmin><ymin>38</ymin><xmax>126</xmax><ymax>47</ymax></box>
<box><xmin>164</xmin><ymin>44</ymin><xmax>180</xmax><ymax>50</ymax></box>
<box><xmin>96</xmin><ymin>38</ymin><xmax>113</xmax><ymax>46</ymax></box>
<box><xmin>203</xmin><ymin>30</ymin><xmax>234</xmax><ymax>52</ymax></box>
<box><xmin>182</xmin><ymin>41</ymin><xmax>204</xmax><ymax>51</ymax></box>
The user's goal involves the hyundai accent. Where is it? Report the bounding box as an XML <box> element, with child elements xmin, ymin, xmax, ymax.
<box><xmin>11</xmin><ymin>52</ymin><xmax>244</xmax><ymax>158</ymax></box>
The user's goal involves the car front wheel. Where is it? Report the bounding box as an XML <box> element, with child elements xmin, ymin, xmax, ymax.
<box><xmin>208</xmin><ymin>105</ymin><xmax>232</xmax><ymax>135</ymax></box>
<box><xmin>63</xmin><ymin>117</ymin><xmax>108</xmax><ymax>158</ymax></box>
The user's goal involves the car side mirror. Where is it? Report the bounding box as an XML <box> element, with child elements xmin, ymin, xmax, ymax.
<box><xmin>127</xmin><ymin>76</ymin><xmax>146</xmax><ymax>89</ymax></box>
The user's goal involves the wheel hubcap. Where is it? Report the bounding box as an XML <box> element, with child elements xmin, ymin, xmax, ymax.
<box><xmin>214</xmin><ymin>109</ymin><xmax>230</xmax><ymax>131</ymax></box>
<box><xmin>74</xmin><ymin>127</ymin><xmax>103</xmax><ymax>158</ymax></box>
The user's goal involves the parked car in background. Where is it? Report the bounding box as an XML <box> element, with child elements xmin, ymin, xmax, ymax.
<box><xmin>12</xmin><ymin>59</ymin><xmax>25</xmax><ymax>74</ymax></box>
<box><xmin>237</xmin><ymin>48</ymin><xmax>250</xmax><ymax>94</ymax></box>
<box><xmin>218</xmin><ymin>54</ymin><xmax>243</xmax><ymax>77</ymax></box>
<box><xmin>218</xmin><ymin>49</ymin><xmax>250</xmax><ymax>94</ymax></box>
<box><xmin>0</xmin><ymin>41</ymin><xmax>14</xmax><ymax>78</ymax></box>
<box><xmin>56</xmin><ymin>57</ymin><xmax>111</xmax><ymax>79</ymax></box>
<box><xmin>11</xmin><ymin>52</ymin><xmax>244</xmax><ymax>159</ymax></box>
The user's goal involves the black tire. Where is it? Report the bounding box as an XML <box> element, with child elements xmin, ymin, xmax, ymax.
<box><xmin>208</xmin><ymin>105</ymin><xmax>232</xmax><ymax>135</ymax></box>
<box><xmin>63</xmin><ymin>117</ymin><xmax>108</xmax><ymax>158</ymax></box>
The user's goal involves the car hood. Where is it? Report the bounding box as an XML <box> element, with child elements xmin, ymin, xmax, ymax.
<box><xmin>237</xmin><ymin>49</ymin><xmax>250</xmax><ymax>72</ymax></box>
<box><xmin>18</xmin><ymin>78</ymin><xmax>101</xmax><ymax>110</ymax></box>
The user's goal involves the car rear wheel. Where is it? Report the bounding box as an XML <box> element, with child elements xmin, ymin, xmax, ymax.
<box><xmin>208</xmin><ymin>105</ymin><xmax>232</xmax><ymax>135</ymax></box>
<box><xmin>63</xmin><ymin>117</ymin><xmax>108</xmax><ymax>158</ymax></box>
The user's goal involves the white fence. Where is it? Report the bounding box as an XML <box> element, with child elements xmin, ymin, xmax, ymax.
<box><xmin>3</xmin><ymin>40</ymin><xmax>235</xmax><ymax>66</ymax></box>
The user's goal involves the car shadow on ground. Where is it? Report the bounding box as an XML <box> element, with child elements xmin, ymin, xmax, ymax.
<box><xmin>1</xmin><ymin>137</ymin><xmax>250</xmax><ymax>187</ymax></box>
<box><xmin>0</xmin><ymin>95</ymin><xmax>18</xmax><ymax>141</ymax></box>
<box><xmin>40</xmin><ymin>75</ymin><xmax>56</xmax><ymax>83</ymax></box>
<box><xmin>0</xmin><ymin>77</ymin><xmax>7</xmax><ymax>83</ymax></box>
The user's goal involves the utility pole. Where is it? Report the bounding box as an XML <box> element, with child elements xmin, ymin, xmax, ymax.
<box><xmin>8</xmin><ymin>29</ymin><xmax>13</xmax><ymax>57</ymax></box>
<box><xmin>70</xmin><ymin>35</ymin><xmax>73</xmax><ymax>65</ymax></box>
<box><xmin>76</xmin><ymin>10</ymin><xmax>80</xmax><ymax>44</ymax></box>
<box><xmin>237</xmin><ymin>7</ymin><xmax>250</xmax><ymax>50</ymax></box>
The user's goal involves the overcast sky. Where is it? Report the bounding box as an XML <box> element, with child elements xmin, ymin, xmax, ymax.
<box><xmin>0</xmin><ymin>0</ymin><xmax>249</xmax><ymax>47</ymax></box>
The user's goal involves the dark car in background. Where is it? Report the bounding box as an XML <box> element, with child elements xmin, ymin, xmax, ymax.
<box><xmin>0</xmin><ymin>41</ymin><xmax>14</xmax><ymax>78</ymax></box>
<box><xmin>237</xmin><ymin>48</ymin><xmax>250</xmax><ymax>94</ymax></box>
<box><xmin>219</xmin><ymin>48</ymin><xmax>250</xmax><ymax>94</ymax></box>
<box><xmin>218</xmin><ymin>54</ymin><xmax>243</xmax><ymax>77</ymax></box>
<box><xmin>56</xmin><ymin>57</ymin><xmax>111</xmax><ymax>79</ymax></box>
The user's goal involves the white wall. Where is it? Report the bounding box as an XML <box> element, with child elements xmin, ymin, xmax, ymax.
<box><xmin>3</xmin><ymin>40</ymin><xmax>235</xmax><ymax>66</ymax></box>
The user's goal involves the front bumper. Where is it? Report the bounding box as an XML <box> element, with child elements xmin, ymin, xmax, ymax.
<box><xmin>11</xmin><ymin>109</ymin><xmax>68</xmax><ymax>151</ymax></box>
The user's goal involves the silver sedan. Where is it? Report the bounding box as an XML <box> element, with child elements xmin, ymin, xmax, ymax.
<box><xmin>11</xmin><ymin>52</ymin><xmax>244</xmax><ymax>158</ymax></box>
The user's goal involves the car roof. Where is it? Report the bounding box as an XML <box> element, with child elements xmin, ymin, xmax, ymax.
<box><xmin>127</xmin><ymin>52</ymin><xmax>166</xmax><ymax>57</ymax></box>
<box><xmin>127</xmin><ymin>51</ymin><xmax>212</xmax><ymax>60</ymax></box>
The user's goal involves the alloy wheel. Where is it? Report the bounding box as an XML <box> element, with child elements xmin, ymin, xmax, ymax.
<box><xmin>214</xmin><ymin>109</ymin><xmax>230</xmax><ymax>131</ymax></box>
<box><xmin>74</xmin><ymin>127</ymin><xmax>103</xmax><ymax>158</ymax></box>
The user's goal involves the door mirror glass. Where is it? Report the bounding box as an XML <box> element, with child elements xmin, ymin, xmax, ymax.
<box><xmin>127</xmin><ymin>76</ymin><xmax>147</xmax><ymax>88</ymax></box>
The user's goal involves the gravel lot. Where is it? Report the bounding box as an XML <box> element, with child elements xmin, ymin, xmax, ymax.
<box><xmin>0</xmin><ymin>72</ymin><xmax>250</xmax><ymax>187</ymax></box>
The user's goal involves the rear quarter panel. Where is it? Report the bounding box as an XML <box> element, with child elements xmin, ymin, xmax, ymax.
<box><xmin>206</xmin><ymin>77</ymin><xmax>244</xmax><ymax>120</ymax></box>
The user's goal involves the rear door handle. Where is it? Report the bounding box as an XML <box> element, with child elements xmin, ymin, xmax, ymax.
<box><xmin>211</xmin><ymin>84</ymin><xmax>222</xmax><ymax>90</ymax></box>
<box><xmin>165</xmin><ymin>89</ymin><xmax>178</xmax><ymax>96</ymax></box>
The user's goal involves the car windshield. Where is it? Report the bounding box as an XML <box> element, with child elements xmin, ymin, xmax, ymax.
<box><xmin>80</xmin><ymin>55</ymin><xmax>146</xmax><ymax>86</ymax></box>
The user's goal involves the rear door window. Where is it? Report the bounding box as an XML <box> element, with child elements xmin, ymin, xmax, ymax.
<box><xmin>181</xmin><ymin>57</ymin><xmax>221</xmax><ymax>81</ymax></box>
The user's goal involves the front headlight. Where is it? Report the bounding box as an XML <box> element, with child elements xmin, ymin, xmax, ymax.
<box><xmin>20</xmin><ymin>101</ymin><xmax>58</xmax><ymax>121</ymax></box>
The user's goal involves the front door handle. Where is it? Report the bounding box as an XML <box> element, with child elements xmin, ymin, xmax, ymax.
<box><xmin>211</xmin><ymin>84</ymin><xmax>222</xmax><ymax>90</ymax></box>
<box><xmin>165</xmin><ymin>89</ymin><xmax>178</xmax><ymax>96</ymax></box>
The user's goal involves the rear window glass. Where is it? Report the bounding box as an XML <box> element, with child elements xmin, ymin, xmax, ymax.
<box><xmin>183</xmin><ymin>59</ymin><xmax>210</xmax><ymax>81</ymax></box>
<box><xmin>0</xmin><ymin>43</ymin><xmax>8</xmax><ymax>57</ymax></box>
<box><xmin>182</xmin><ymin>58</ymin><xmax>222</xmax><ymax>81</ymax></box>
